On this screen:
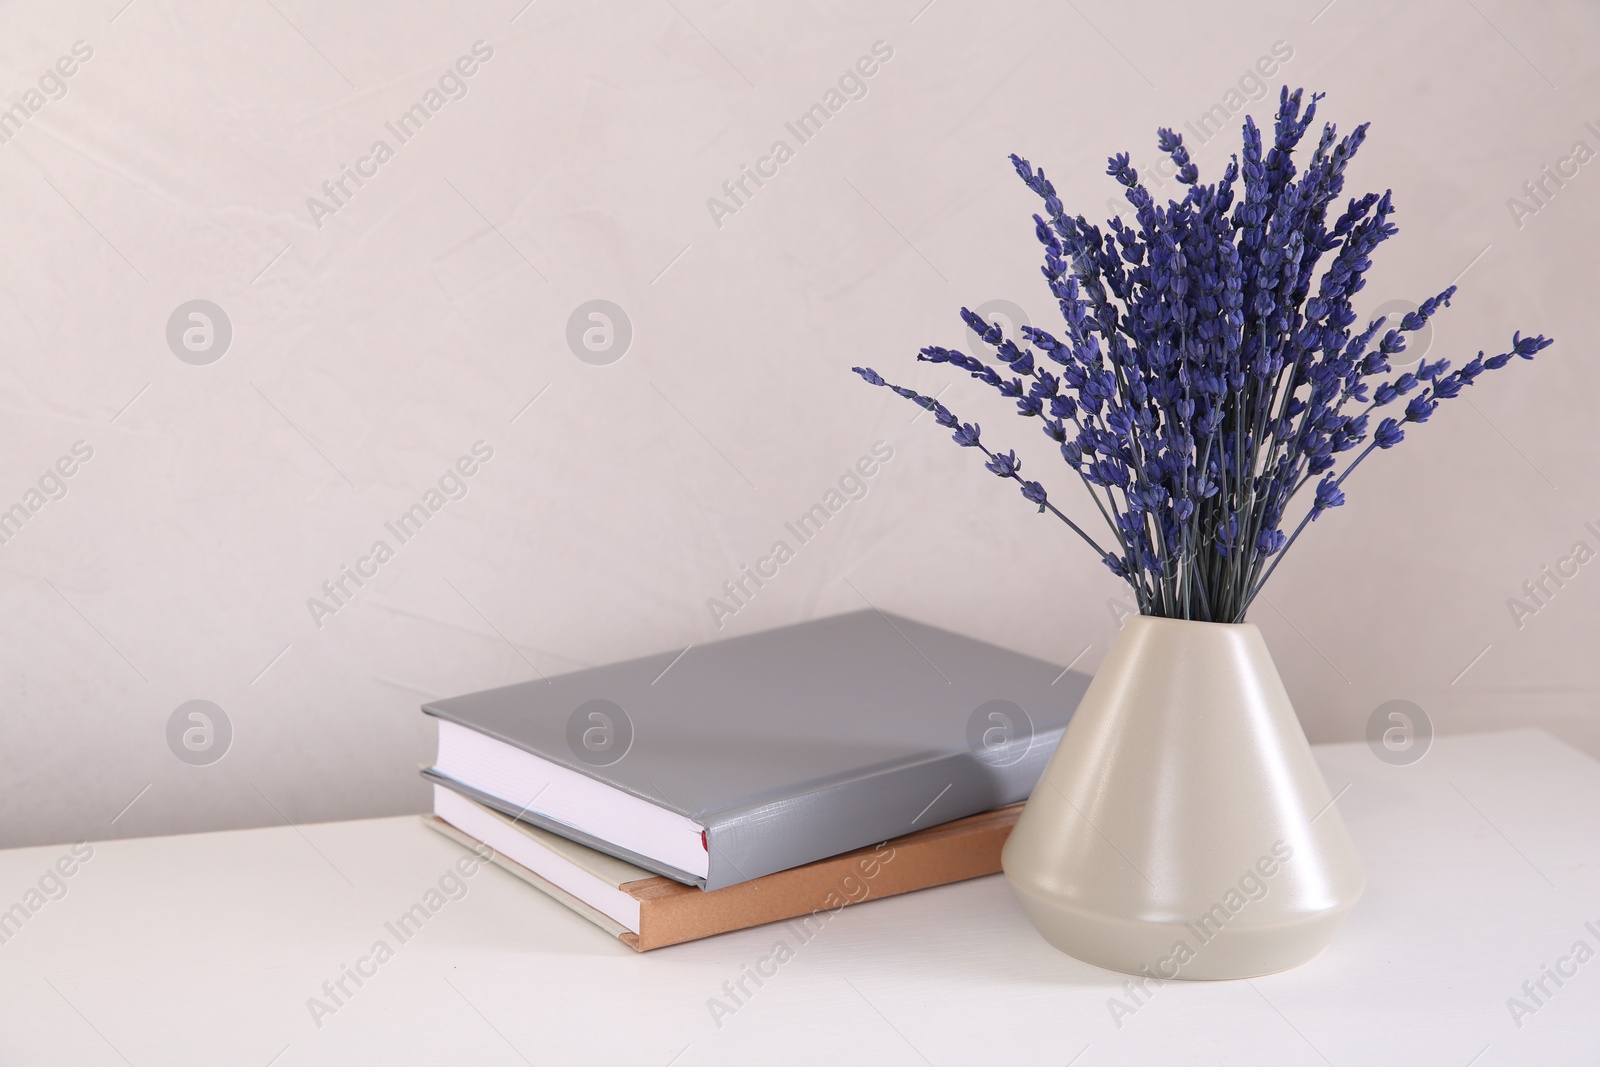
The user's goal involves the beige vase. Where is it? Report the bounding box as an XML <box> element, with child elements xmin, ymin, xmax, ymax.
<box><xmin>1002</xmin><ymin>615</ymin><xmax>1365</xmax><ymax>979</ymax></box>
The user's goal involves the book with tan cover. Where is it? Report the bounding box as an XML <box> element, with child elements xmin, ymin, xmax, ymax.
<box><xmin>424</xmin><ymin>786</ymin><xmax>1020</xmax><ymax>951</ymax></box>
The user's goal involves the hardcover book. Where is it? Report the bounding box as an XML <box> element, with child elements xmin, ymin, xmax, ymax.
<box><xmin>425</xmin><ymin>784</ymin><xmax>1024</xmax><ymax>951</ymax></box>
<box><xmin>422</xmin><ymin>609</ymin><xmax>1087</xmax><ymax>890</ymax></box>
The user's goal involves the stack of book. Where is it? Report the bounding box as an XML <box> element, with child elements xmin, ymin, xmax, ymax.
<box><xmin>420</xmin><ymin>609</ymin><xmax>1088</xmax><ymax>950</ymax></box>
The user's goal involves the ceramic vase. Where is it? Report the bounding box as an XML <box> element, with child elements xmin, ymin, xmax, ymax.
<box><xmin>1002</xmin><ymin>615</ymin><xmax>1365</xmax><ymax>979</ymax></box>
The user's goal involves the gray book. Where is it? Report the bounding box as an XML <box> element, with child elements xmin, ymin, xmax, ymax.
<box><xmin>421</xmin><ymin>609</ymin><xmax>1088</xmax><ymax>890</ymax></box>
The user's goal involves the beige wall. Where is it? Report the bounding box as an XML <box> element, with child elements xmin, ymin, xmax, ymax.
<box><xmin>2</xmin><ymin>0</ymin><xmax>1596</xmax><ymax>848</ymax></box>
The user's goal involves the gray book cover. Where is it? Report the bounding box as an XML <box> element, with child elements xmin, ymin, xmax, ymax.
<box><xmin>422</xmin><ymin>609</ymin><xmax>1089</xmax><ymax>890</ymax></box>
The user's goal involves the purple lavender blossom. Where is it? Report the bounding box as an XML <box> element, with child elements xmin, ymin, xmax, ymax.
<box><xmin>854</xmin><ymin>88</ymin><xmax>1553</xmax><ymax>621</ymax></box>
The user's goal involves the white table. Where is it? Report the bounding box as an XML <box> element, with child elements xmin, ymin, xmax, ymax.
<box><xmin>2</xmin><ymin>729</ymin><xmax>1597</xmax><ymax>1066</ymax></box>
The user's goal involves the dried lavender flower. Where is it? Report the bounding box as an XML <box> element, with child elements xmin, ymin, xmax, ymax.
<box><xmin>855</xmin><ymin>88</ymin><xmax>1553</xmax><ymax>621</ymax></box>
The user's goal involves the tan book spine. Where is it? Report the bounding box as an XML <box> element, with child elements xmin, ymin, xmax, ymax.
<box><xmin>426</xmin><ymin>803</ymin><xmax>1021</xmax><ymax>951</ymax></box>
<box><xmin>625</xmin><ymin>804</ymin><xmax>1020</xmax><ymax>950</ymax></box>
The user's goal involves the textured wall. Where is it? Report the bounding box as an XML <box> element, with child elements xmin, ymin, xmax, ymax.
<box><xmin>1</xmin><ymin>0</ymin><xmax>1596</xmax><ymax>848</ymax></box>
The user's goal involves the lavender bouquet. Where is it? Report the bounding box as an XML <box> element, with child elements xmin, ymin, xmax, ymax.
<box><xmin>857</xmin><ymin>87</ymin><xmax>1552</xmax><ymax>622</ymax></box>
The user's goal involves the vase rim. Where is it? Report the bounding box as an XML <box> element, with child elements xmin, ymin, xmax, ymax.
<box><xmin>1126</xmin><ymin>613</ymin><xmax>1257</xmax><ymax>631</ymax></box>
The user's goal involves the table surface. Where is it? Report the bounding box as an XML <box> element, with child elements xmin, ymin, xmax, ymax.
<box><xmin>2</xmin><ymin>728</ymin><xmax>1597</xmax><ymax>1066</ymax></box>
